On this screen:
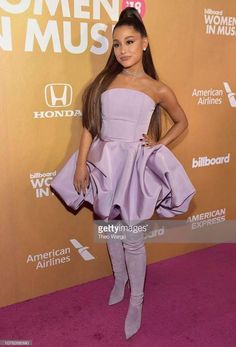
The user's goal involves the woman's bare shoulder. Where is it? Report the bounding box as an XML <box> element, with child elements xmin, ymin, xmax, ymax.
<box><xmin>150</xmin><ymin>80</ymin><xmax>178</xmax><ymax>104</ymax></box>
<box><xmin>142</xmin><ymin>77</ymin><xmax>171</xmax><ymax>104</ymax></box>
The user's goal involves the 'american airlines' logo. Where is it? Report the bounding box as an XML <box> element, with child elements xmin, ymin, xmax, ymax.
<box><xmin>45</xmin><ymin>83</ymin><xmax>72</xmax><ymax>107</ymax></box>
<box><xmin>70</xmin><ymin>239</ymin><xmax>95</xmax><ymax>261</ymax></box>
<box><xmin>191</xmin><ymin>81</ymin><xmax>236</xmax><ymax>107</ymax></box>
<box><xmin>26</xmin><ymin>238</ymin><xmax>95</xmax><ymax>270</ymax></box>
<box><xmin>223</xmin><ymin>82</ymin><xmax>236</xmax><ymax>108</ymax></box>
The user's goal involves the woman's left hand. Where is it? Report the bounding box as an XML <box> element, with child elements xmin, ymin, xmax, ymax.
<box><xmin>140</xmin><ymin>133</ymin><xmax>160</xmax><ymax>148</ymax></box>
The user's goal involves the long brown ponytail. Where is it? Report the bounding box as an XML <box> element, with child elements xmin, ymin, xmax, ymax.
<box><xmin>82</xmin><ymin>7</ymin><xmax>162</xmax><ymax>142</ymax></box>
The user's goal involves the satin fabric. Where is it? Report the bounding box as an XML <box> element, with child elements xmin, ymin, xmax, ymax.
<box><xmin>50</xmin><ymin>88</ymin><xmax>196</xmax><ymax>223</ymax></box>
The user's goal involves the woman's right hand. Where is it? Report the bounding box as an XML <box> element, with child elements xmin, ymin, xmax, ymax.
<box><xmin>73</xmin><ymin>163</ymin><xmax>90</xmax><ymax>196</ymax></box>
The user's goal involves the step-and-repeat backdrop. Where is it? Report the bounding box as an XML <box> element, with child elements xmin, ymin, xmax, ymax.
<box><xmin>1</xmin><ymin>0</ymin><xmax>235</xmax><ymax>307</ymax></box>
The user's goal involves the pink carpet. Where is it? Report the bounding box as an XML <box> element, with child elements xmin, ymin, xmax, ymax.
<box><xmin>1</xmin><ymin>243</ymin><xmax>236</xmax><ymax>346</ymax></box>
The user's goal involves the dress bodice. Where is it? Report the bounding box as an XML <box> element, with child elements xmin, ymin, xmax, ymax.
<box><xmin>100</xmin><ymin>88</ymin><xmax>157</xmax><ymax>142</ymax></box>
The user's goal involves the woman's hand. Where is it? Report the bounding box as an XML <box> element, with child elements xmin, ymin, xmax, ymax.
<box><xmin>73</xmin><ymin>163</ymin><xmax>90</xmax><ymax>196</ymax></box>
<box><xmin>139</xmin><ymin>133</ymin><xmax>161</xmax><ymax>148</ymax></box>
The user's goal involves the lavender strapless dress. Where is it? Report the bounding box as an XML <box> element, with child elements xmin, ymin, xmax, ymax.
<box><xmin>51</xmin><ymin>88</ymin><xmax>196</xmax><ymax>223</ymax></box>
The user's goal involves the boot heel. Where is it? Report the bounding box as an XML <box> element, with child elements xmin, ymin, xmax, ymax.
<box><xmin>109</xmin><ymin>277</ymin><xmax>129</xmax><ymax>305</ymax></box>
<box><xmin>107</xmin><ymin>239</ymin><xmax>128</xmax><ymax>306</ymax></box>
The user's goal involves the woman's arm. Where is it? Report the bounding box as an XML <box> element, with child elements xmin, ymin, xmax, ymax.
<box><xmin>156</xmin><ymin>83</ymin><xmax>188</xmax><ymax>146</ymax></box>
<box><xmin>142</xmin><ymin>82</ymin><xmax>188</xmax><ymax>147</ymax></box>
<box><xmin>74</xmin><ymin>127</ymin><xmax>93</xmax><ymax>195</ymax></box>
<box><xmin>76</xmin><ymin>127</ymin><xmax>93</xmax><ymax>166</ymax></box>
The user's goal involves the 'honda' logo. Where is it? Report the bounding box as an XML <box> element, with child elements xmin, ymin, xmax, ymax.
<box><xmin>45</xmin><ymin>83</ymin><xmax>72</xmax><ymax>107</ymax></box>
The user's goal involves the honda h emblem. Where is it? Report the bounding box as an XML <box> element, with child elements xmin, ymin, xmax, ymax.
<box><xmin>45</xmin><ymin>83</ymin><xmax>73</xmax><ymax>107</ymax></box>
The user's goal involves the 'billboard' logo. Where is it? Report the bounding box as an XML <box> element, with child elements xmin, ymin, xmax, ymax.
<box><xmin>45</xmin><ymin>83</ymin><xmax>72</xmax><ymax>107</ymax></box>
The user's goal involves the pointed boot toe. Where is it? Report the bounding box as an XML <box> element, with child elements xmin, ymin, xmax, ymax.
<box><xmin>124</xmin><ymin>303</ymin><xmax>142</xmax><ymax>339</ymax></box>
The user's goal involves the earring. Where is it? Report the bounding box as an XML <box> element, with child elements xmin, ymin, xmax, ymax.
<box><xmin>143</xmin><ymin>47</ymin><xmax>146</xmax><ymax>51</ymax></box>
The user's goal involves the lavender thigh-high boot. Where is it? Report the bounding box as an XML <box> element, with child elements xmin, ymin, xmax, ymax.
<box><xmin>122</xmin><ymin>229</ymin><xmax>147</xmax><ymax>339</ymax></box>
<box><xmin>106</xmin><ymin>238</ymin><xmax>129</xmax><ymax>305</ymax></box>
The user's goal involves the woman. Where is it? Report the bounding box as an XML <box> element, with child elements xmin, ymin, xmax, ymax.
<box><xmin>52</xmin><ymin>6</ymin><xmax>196</xmax><ymax>340</ymax></box>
